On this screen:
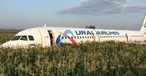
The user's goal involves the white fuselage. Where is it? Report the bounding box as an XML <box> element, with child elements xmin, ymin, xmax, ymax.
<box><xmin>1</xmin><ymin>27</ymin><xmax>146</xmax><ymax>48</ymax></box>
<box><xmin>1</xmin><ymin>15</ymin><xmax>146</xmax><ymax>48</ymax></box>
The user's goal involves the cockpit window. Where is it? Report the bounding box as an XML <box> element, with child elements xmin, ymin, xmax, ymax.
<box><xmin>20</xmin><ymin>35</ymin><xmax>28</xmax><ymax>41</ymax></box>
<box><xmin>28</xmin><ymin>35</ymin><xmax>34</xmax><ymax>41</ymax></box>
<box><xmin>11</xmin><ymin>35</ymin><xmax>34</xmax><ymax>41</ymax></box>
<box><xmin>11</xmin><ymin>36</ymin><xmax>21</xmax><ymax>41</ymax></box>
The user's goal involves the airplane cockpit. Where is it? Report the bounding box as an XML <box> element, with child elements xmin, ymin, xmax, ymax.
<box><xmin>11</xmin><ymin>35</ymin><xmax>34</xmax><ymax>41</ymax></box>
<box><xmin>0</xmin><ymin>35</ymin><xmax>35</xmax><ymax>48</ymax></box>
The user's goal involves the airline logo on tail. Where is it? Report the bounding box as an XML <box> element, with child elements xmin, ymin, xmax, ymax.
<box><xmin>56</xmin><ymin>30</ymin><xmax>78</xmax><ymax>48</ymax></box>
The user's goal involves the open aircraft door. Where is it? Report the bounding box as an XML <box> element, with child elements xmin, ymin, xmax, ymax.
<box><xmin>48</xmin><ymin>30</ymin><xmax>54</xmax><ymax>46</ymax></box>
<box><xmin>39</xmin><ymin>29</ymin><xmax>50</xmax><ymax>47</ymax></box>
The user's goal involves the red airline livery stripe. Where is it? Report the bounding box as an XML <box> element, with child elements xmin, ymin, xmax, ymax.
<box><xmin>62</xmin><ymin>33</ymin><xmax>78</xmax><ymax>48</ymax></box>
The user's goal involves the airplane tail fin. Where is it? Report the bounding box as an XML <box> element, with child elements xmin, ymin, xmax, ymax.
<box><xmin>140</xmin><ymin>14</ymin><xmax>146</xmax><ymax>32</ymax></box>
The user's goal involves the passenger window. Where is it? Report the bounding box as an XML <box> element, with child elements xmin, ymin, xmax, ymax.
<box><xmin>68</xmin><ymin>36</ymin><xmax>70</xmax><ymax>39</ymax></box>
<box><xmin>82</xmin><ymin>36</ymin><xmax>84</xmax><ymax>39</ymax></box>
<box><xmin>65</xmin><ymin>37</ymin><xmax>67</xmax><ymax>39</ymax></box>
<box><xmin>62</xmin><ymin>36</ymin><xmax>64</xmax><ymax>39</ymax></box>
<box><xmin>20</xmin><ymin>35</ymin><xmax>28</xmax><ymax>41</ymax></box>
<box><xmin>74</xmin><ymin>36</ymin><xmax>76</xmax><ymax>39</ymax></box>
<box><xmin>28</xmin><ymin>35</ymin><xmax>34</xmax><ymax>41</ymax></box>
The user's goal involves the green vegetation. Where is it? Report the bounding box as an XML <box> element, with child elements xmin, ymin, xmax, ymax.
<box><xmin>0</xmin><ymin>31</ymin><xmax>146</xmax><ymax>76</ymax></box>
<box><xmin>0</xmin><ymin>31</ymin><xmax>18</xmax><ymax>43</ymax></box>
<box><xmin>0</xmin><ymin>42</ymin><xmax>146</xmax><ymax>76</ymax></box>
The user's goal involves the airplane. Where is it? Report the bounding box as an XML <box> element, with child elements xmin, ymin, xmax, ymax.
<box><xmin>1</xmin><ymin>15</ymin><xmax>146</xmax><ymax>48</ymax></box>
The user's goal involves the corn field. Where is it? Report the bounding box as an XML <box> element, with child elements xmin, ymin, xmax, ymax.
<box><xmin>0</xmin><ymin>31</ymin><xmax>18</xmax><ymax>44</ymax></box>
<box><xmin>0</xmin><ymin>31</ymin><xmax>146</xmax><ymax>76</ymax></box>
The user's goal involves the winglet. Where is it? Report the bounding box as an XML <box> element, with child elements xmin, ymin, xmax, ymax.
<box><xmin>44</xmin><ymin>23</ymin><xmax>47</xmax><ymax>27</ymax></box>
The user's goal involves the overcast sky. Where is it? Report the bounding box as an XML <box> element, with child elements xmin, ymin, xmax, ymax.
<box><xmin>0</xmin><ymin>0</ymin><xmax>146</xmax><ymax>30</ymax></box>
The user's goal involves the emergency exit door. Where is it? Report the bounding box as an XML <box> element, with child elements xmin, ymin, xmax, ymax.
<box><xmin>48</xmin><ymin>30</ymin><xmax>54</xmax><ymax>46</ymax></box>
<box><xmin>39</xmin><ymin>30</ymin><xmax>50</xmax><ymax>47</ymax></box>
